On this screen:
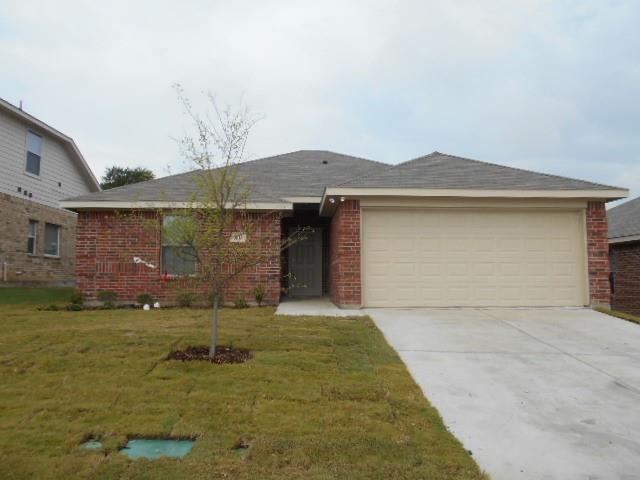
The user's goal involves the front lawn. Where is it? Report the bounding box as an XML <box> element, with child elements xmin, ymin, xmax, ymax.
<box><xmin>0</xmin><ymin>294</ymin><xmax>485</xmax><ymax>479</ymax></box>
<box><xmin>594</xmin><ymin>306</ymin><xmax>640</xmax><ymax>325</ymax></box>
<box><xmin>0</xmin><ymin>287</ymin><xmax>74</xmax><ymax>305</ymax></box>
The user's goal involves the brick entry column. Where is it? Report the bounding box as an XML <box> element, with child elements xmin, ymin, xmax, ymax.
<box><xmin>329</xmin><ymin>200</ymin><xmax>361</xmax><ymax>308</ymax></box>
<box><xmin>586</xmin><ymin>201</ymin><xmax>611</xmax><ymax>307</ymax></box>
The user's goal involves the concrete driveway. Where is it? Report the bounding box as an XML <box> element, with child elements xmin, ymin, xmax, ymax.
<box><xmin>367</xmin><ymin>308</ymin><xmax>640</xmax><ymax>480</ymax></box>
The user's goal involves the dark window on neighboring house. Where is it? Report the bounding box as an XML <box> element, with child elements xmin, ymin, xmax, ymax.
<box><xmin>26</xmin><ymin>131</ymin><xmax>43</xmax><ymax>176</ymax></box>
<box><xmin>44</xmin><ymin>223</ymin><xmax>60</xmax><ymax>257</ymax></box>
<box><xmin>161</xmin><ymin>215</ymin><xmax>197</xmax><ymax>275</ymax></box>
<box><xmin>27</xmin><ymin>220</ymin><xmax>38</xmax><ymax>254</ymax></box>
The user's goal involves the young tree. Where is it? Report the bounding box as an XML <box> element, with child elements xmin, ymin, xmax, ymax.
<box><xmin>101</xmin><ymin>166</ymin><xmax>155</xmax><ymax>189</ymax></box>
<box><xmin>163</xmin><ymin>86</ymin><xmax>308</xmax><ymax>359</ymax></box>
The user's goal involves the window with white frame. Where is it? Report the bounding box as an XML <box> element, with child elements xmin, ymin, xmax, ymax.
<box><xmin>27</xmin><ymin>220</ymin><xmax>38</xmax><ymax>254</ymax></box>
<box><xmin>44</xmin><ymin>223</ymin><xmax>60</xmax><ymax>257</ymax></box>
<box><xmin>161</xmin><ymin>215</ymin><xmax>197</xmax><ymax>275</ymax></box>
<box><xmin>26</xmin><ymin>131</ymin><xmax>43</xmax><ymax>176</ymax></box>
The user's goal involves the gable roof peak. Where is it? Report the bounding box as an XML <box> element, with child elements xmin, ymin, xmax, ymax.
<box><xmin>0</xmin><ymin>97</ymin><xmax>100</xmax><ymax>191</ymax></box>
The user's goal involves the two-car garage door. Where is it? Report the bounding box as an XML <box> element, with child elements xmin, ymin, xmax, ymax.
<box><xmin>362</xmin><ymin>208</ymin><xmax>588</xmax><ymax>307</ymax></box>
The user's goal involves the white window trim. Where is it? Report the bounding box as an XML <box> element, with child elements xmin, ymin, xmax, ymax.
<box><xmin>25</xmin><ymin>130</ymin><xmax>43</xmax><ymax>178</ymax></box>
<box><xmin>27</xmin><ymin>220</ymin><xmax>38</xmax><ymax>255</ymax></box>
<box><xmin>44</xmin><ymin>223</ymin><xmax>61</xmax><ymax>258</ymax></box>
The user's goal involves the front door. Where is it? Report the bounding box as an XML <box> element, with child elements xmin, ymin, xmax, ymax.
<box><xmin>288</xmin><ymin>228</ymin><xmax>322</xmax><ymax>297</ymax></box>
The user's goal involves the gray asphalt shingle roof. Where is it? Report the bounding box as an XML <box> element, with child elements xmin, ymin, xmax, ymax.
<box><xmin>608</xmin><ymin>197</ymin><xmax>640</xmax><ymax>240</ymax></box>
<box><xmin>66</xmin><ymin>150</ymin><xmax>388</xmax><ymax>203</ymax></box>
<box><xmin>65</xmin><ymin>150</ymin><xmax>622</xmax><ymax>204</ymax></box>
<box><xmin>335</xmin><ymin>152</ymin><xmax>619</xmax><ymax>190</ymax></box>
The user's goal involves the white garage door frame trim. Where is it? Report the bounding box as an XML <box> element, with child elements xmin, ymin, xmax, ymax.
<box><xmin>361</xmin><ymin>203</ymin><xmax>590</xmax><ymax>308</ymax></box>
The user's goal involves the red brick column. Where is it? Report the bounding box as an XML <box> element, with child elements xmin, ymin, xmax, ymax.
<box><xmin>586</xmin><ymin>201</ymin><xmax>611</xmax><ymax>307</ymax></box>
<box><xmin>329</xmin><ymin>200</ymin><xmax>361</xmax><ymax>308</ymax></box>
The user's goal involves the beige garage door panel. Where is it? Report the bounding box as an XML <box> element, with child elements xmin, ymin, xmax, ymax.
<box><xmin>362</xmin><ymin>209</ymin><xmax>587</xmax><ymax>307</ymax></box>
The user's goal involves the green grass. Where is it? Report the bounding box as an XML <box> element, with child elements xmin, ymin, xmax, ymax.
<box><xmin>594</xmin><ymin>306</ymin><xmax>640</xmax><ymax>325</ymax></box>
<box><xmin>0</xmin><ymin>294</ymin><xmax>486</xmax><ymax>479</ymax></box>
<box><xmin>0</xmin><ymin>287</ymin><xmax>74</xmax><ymax>305</ymax></box>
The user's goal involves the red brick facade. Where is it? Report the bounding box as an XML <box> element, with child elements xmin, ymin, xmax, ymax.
<box><xmin>586</xmin><ymin>201</ymin><xmax>611</xmax><ymax>307</ymax></box>
<box><xmin>610</xmin><ymin>241</ymin><xmax>640</xmax><ymax>315</ymax></box>
<box><xmin>75</xmin><ymin>200</ymin><xmax>611</xmax><ymax>310</ymax></box>
<box><xmin>329</xmin><ymin>200</ymin><xmax>361</xmax><ymax>307</ymax></box>
<box><xmin>76</xmin><ymin>210</ymin><xmax>281</xmax><ymax>305</ymax></box>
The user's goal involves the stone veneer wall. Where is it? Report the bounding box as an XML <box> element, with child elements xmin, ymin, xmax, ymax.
<box><xmin>0</xmin><ymin>193</ymin><xmax>76</xmax><ymax>285</ymax></box>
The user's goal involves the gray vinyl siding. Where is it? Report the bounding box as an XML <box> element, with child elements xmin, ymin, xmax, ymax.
<box><xmin>0</xmin><ymin>109</ymin><xmax>93</xmax><ymax>209</ymax></box>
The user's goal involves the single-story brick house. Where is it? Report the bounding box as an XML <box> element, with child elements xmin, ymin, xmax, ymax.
<box><xmin>608</xmin><ymin>196</ymin><xmax>640</xmax><ymax>315</ymax></box>
<box><xmin>61</xmin><ymin>151</ymin><xmax>627</xmax><ymax>308</ymax></box>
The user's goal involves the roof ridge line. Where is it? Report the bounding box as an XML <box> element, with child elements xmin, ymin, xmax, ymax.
<box><xmin>239</xmin><ymin>149</ymin><xmax>388</xmax><ymax>168</ymax></box>
<box><xmin>434</xmin><ymin>152</ymin><xmax>622</xmax><ymax>190</ymax></box>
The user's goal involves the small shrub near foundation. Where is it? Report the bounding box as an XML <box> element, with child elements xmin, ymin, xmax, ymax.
<box><xmin>69</xmin><ymin>289</ymin><xmax>84</xmax><ymax>305</ymax></box>
<box><xmin>136</xmin><ymin>293</ymin><xmax>154</xmax><ymax>306</ymax></box>
<box><xmin>176</xmin><ymin>292</ymin><xmax>195</xmax><ymax>308</ymax></box>
<box><xmin>233</xmin><ymin>298</ymin><xmax>249</xmax><ymax>309</ymax></box>
<box><xmin>252</xmin><ymin>285</ymin><xmax>266</xmax><ymax>306</ymax></box>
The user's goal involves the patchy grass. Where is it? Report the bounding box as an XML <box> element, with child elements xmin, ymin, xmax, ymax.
<box><xmin>594</xmin><ymin>306</ymin><xmax>640</xmax><ymax>325</ymax></box>
<box><xmin>0</xmin><ymin>296</ymin><xmax>486</xmax><ymax>479</ymax></box>
<box><xmin>0</xmin><ymin>287</ymin><xmax>73</xmax><ymax>306</ymax></box>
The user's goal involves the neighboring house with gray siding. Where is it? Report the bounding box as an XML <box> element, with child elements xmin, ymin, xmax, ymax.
<box><xmin>0</xmin><ymin>98</ymin><xmax>100</xmax><ymax>285</ymax></box>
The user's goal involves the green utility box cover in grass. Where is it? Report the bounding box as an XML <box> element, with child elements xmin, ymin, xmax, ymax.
<box><xmin>120</xmin><ymin>439</ymin><xmax>195</xmax><ymax>459</ymax></box>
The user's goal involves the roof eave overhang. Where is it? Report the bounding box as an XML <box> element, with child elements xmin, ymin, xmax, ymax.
<box><xmin>319</xmin><ymin>187</ymin><xmax>630</xmax><ymax>216</ymax></box>
<box><xmin>60</xmin><ymin>200</ymin><xmax>294</xmax><ymax>211</ymax></box>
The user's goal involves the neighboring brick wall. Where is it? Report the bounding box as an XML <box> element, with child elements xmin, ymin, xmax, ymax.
<box><xmin>586</xmin><ymin>201</ymin><xmax>611</xmax><ymax>307</ymax></box>
<box><xmin>76</xmin><ymin>210</ymin><xmax>282</xmax><ymax>305</ymax></box>
<box><xmin>0</xmin><ymin>193</ymin><xmax>76</xmax><ymax>285</ymax></box>
<box><xmin>329</xmin><ymin>200</ymin><xmax>361</xmax><ymax>307</ymax></box>
<box><xmin>610</xmin><ymin>241</ymin><xmax>640</xmax><ymax>315</ymax></box>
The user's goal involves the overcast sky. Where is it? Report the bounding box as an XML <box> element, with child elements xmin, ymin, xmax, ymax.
<box><xmin>1</xmin><ymin>1</ymin><xmax>639</xmax><ymax>198</ymax></box>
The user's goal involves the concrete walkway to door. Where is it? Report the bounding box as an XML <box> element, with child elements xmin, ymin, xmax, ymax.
<box><xmin>276</xmin><ymin>297</ymin><xmax>365</xmax><ymax>317</ymax></box>
<box><xmin>367</xmin><ymin>307</ymin><xmax>640</xmax><ymax>480</ymax></box>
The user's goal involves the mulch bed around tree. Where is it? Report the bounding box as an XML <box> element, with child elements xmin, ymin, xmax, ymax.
<box><xmin>167</xmin><ymin>345</ymin><xmax>252</xmax><ymax>364</ymax></box>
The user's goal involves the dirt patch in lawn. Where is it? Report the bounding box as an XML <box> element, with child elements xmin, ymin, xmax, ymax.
<box><xmin>168</xmin><ymin>345</ymin><xmax>252</xmax><ymax>364</ymax></box>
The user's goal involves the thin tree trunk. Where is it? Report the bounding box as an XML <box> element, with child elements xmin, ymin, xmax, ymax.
<box><xmin>209</xmin><ymin>293</ymin><xmax>219</xmax><ymax>360</ymax></box>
